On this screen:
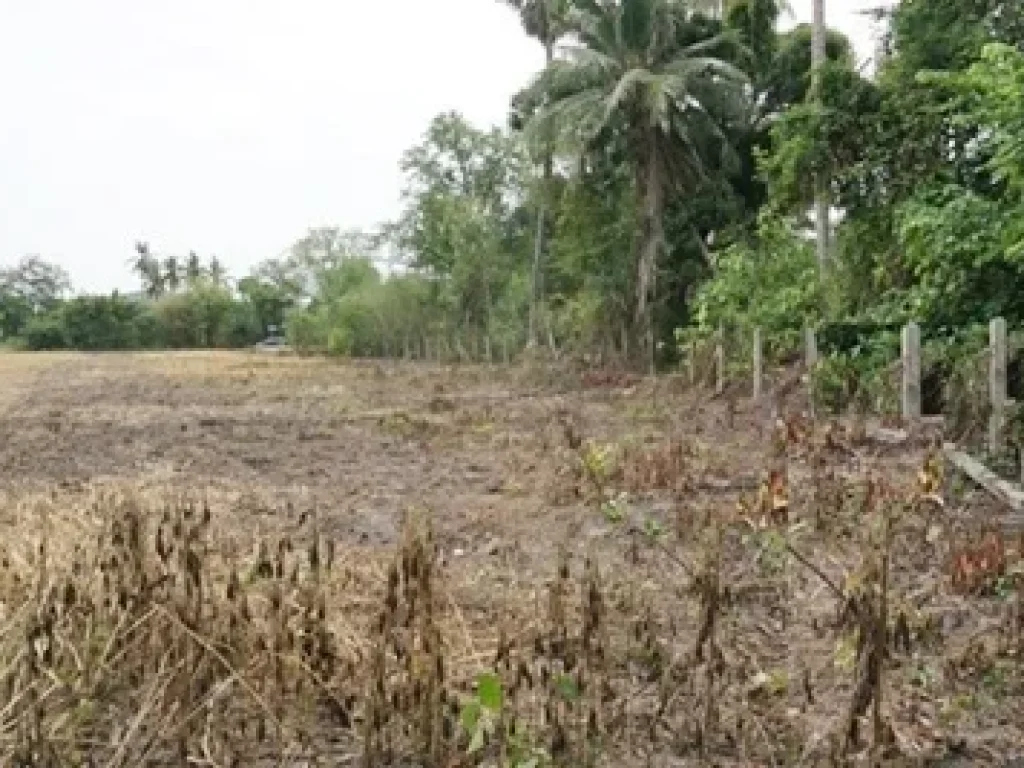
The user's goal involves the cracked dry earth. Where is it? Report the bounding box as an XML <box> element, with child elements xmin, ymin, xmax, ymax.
<box><xmin>0</xmin><ymin>350</ymin><xmax>1021</xmax><ymax>765</ymax></box>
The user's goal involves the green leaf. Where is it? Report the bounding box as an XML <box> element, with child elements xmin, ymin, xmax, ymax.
<box><xmin>643</xmin><ymin>517</ymin><xmax>664</xmax><ymax>539</ymax></box>
<box><xmin>477</xmin><ymin>672</ymin><xmax>504</xmax><ymax>711</ymax></box>
<box><xmin>460</xmin><ymin>700</ymin><xmax>481</xmax><ymax>735</ymax></box>
<box><xmin>554</xmin><ymin>673</ymin><xmax>580</xmax><ymax>701</ymax></box>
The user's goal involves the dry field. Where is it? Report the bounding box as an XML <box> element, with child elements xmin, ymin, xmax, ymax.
<box><xmin>0</xmin><ymin>351</ymin><xmax>1020</xmax><ymax>766</ymax></box>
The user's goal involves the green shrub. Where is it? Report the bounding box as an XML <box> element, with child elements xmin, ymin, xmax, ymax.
<box><xmin>285</xmin><ymin>307</ymin><xmax>329</xmax><ymax>353</ymax></box>
<box><xmin>60</xmin><ymin>295</ymin><xmax>160</xmax><ymax>350</ymax></box>
<box><xmin>812</xmin><ymin>329</ymin><xmax>900</xmax><ymax>414</ymax></box>
<box><xmin>21</xmin><ymin>312</ymin><xmax>68</xmax><ymax>350</ymax></box>
<box><xmin>687</xmin><ymin>215</ymin><xmax>823</xmax><ymax>362</ymax></box>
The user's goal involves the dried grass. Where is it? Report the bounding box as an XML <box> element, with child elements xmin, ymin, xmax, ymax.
<box><xmin>0</xmin><ymin>352</ymin><xmax>1021</xmax><ymax>765</ymax></box>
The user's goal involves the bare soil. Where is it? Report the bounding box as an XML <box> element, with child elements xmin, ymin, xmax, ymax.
<box><xmin>0</xmin><ymin>351</ymin><xmax>1020</xmax><ymax>765</ymax></box>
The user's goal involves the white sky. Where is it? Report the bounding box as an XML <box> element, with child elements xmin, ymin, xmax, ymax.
<box><xmin>0</xmin><ymin>0</ymin><xmax>892</xmax><ymax>293</ymax></box>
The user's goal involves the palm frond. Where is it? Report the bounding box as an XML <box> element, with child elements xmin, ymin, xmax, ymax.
<box><xmin>568</xmin><ymin>4</ymin><xmax>621</xmax><ymax>61</ymax></box>
<box><xmin>645</xmin><ymin>75</ymin><xmax>673</xmax><ymax>134</ymax></box>
<box><xmin>605</xmin><ymin>67</ymin><xmax>658</xmax><ymax>123</ymax></box>
<box><xmin>524</xmin><ymin>57</ymin><xmax>607</xmax><ymax>105</ymax></box>
<box><xmin>559</xmin><ymin>43</ymin><xmax>621</xmax><ymax>79</ymax></box>
<box><xmin>520</xmin><ymin>0</ymin><xmax>753</xmax><ymax>190</ymax></box>
<box><xmin>525</xmin><ymin>89</ymin><xmax>610</xmax><ymax>155</ymax></box>
<box><xmin>678</xmin><ymin>30</ymin><xmax>740</xmax><ymax>59</ymax></box>
<box><xmin>662</xmin><ymin>56</ymin><xmax>749</xmax><ymax>89</ymax></box>
<box><xmin>619</xmin><ymin>0</ymin><xmax>658</xmax><ymax>56</ymax></box>
<box><xmin>681</xmin><ymin>73</ymin><xmax>751</xmax><ymax>126</ymax></box>
<box><xmin>645</xmin><ymin>0</ymin><xmax>688</xmax><ymax>64</ymax></box>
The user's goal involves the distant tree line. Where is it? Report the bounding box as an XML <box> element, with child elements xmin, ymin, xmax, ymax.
<box><xmin>0</xmin><ymin>249</ymin><xmax>290</xmax><ymax>352</ymax></box>
<box><xmin>0</xmin><ymin>230</ymin><xmax>418</xmax><ymax>354</ymax></box>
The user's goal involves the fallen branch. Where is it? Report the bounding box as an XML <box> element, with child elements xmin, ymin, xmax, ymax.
<box><xmin>786</xmin><ymin>541</ymin><xmax>847</xmax><ymax>606</ymax></box>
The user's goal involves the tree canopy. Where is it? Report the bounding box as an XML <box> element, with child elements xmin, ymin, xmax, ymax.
<box><xmin>5</xmin><ymin>0</ymin><xmax>1021</xmax><ymax>381</ymax></box>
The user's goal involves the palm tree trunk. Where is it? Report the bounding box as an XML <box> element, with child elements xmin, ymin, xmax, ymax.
<box><xmin>635</xmin><ymin>131</ymin><xmax>663</xmax><ymax>375</ymax></box>
<box><xmin>812</xmin><ymin>0</ymin><xmax>829</xmax><ymax>273</ymax></box>
<box><xmin>528</xmin><ymin>196</ymin><xmax>545</xmax><ymax>347</ymax></box>
<box><xmin>528</xmin><ymin>39</ymin><xmax>555</xmax><ymax>348</ymax></box>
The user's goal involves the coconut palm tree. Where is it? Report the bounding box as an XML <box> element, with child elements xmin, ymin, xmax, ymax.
<box><xmin>208</xmin><ymin>256</ymin><xmax>226</xmax><ymax>286</ymax></box>
<box><xmin>523</xmin><ymin>0</ymin><xmax>750</xmax><ymax>370</ymax></box>
<box><xmin>130</xmin><ymin>241</ymin><xmax>165</xmax><ymax>298</ymax></box>
<box><xmin>163</xmin><ymin>256</ymin><xmax>181</xmax><ymax>293</ymax></box>
<box><xmin>186</xmin><ymin>250</ymin><xmax>203</xmax><ymax>284</ymax></box>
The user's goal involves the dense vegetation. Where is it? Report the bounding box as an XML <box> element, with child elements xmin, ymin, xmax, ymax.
<box><xmin>5</xmin><ymin>0</ymin><xmax>1024</xmax><ymax>385</ymax></box>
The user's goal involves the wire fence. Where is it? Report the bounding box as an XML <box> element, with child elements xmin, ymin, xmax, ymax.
<box><xmin>683</xmin><ymin>317</ymin><xmax>1024</xmax><ymax>490</ymax></box>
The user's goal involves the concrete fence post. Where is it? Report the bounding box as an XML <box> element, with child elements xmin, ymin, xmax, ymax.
<box><xmin>804</xmin><ymin>326</ymin><xmax>818</xmax><ymax>370</ymax></box>
<box><xmin>753</xmin><ymin>327</ymin><xmax>763</xmax><ymax>400</ymax></box>
<box><xmin>805</xmin><ymin>326</ymin><xmax>818</xmax><ymax>418</ymax></box>
<box><xmin>901</xmin><ymin>321</ymin><xmax>921</xmax><ymax>425</ymax></box>
<box><xmin>990</xmin><ymin>316</ymin><xmax>1007</xmax><ymax>452</ymax></box>
<box><xmin>715</xmin><ymin>325</ymin><xmax>725</xmax><ymax>395</ymax></box>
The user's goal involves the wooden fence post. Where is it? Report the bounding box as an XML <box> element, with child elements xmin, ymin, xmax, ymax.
<box><xmin>753</xmin><ymin>327</ymin><xmax>763</xmax><ymax>400</ymax></box>
<box><xmin>715</xmin><ymin>325</ymin><xmax>725</xmax><ymax>395</ymax></box>
<box><xmin>990</xmin><ymin>316</ymin><xmax>1007</xmax><ymax>452</ymax></box>
<box><xmin>688</xmin><ymin>340</ymin><xmax>697</xmax><ymax>386</ymax></box>
<box><xmin>901</xmin><ymin>321</ymin><xmax>921</xmax><ymax>425</ymax></box>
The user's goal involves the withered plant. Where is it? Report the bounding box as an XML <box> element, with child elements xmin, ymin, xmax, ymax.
<box><xmin>0</xmin><ymin>490</ymin><xmax>360</xmax><ymax>766</ymax></box>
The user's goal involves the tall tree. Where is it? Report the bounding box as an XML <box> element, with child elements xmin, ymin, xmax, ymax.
<box><xmin>186</xmin><ymin>251</ymin><xmax>203</xmax><ymax>284</ymax></box>
<box><xmin>811</xmin><ymin>0</ymin><xmax>829</xmax><ymax>273</ymax></box>
<box><xmin>0</xmin><ymin>255</ymin><xmax>71</xmax><ymax>337</ymax></box>
<box><xmin>163</xmin><ymin>256</ymin><xmax>181</xmax><ymax>293</ymax></box>
<box><xmin>208</xmin><ymin>256</ymin><xmax>226</xmax><ymax>286</ymax></box>
<box><xmin>288</xmin><ymin>227</ymin><xmax>377</xmax><ymax>297</ymax></box>
<box><xmin>394</xmin><ymin>112</ymin><xmax>530</xmax><ymax>337</ymax></box>
<box><xmin>499</xmin><ymin>0</ymin><xmax>569</xmax><ymax>347</ymax></box>
<box><xmin>131</xmin><ymin>242</ymin><xmax>164</xmax><ymax>298</ymax></box>
<box><xmin>0</xmin><ymin>255</ymin><xmax>71</xmax><ymax>312</ymax></box>
<box><xmin>523</xmin><ymin>0</ymin><xmax>750</xmax><ymax>370</ymax></box>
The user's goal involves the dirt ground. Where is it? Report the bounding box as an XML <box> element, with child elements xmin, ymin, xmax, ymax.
<box><xmin>0</xmin><ymin>351</ymin><xmax>1020</xmax><ymax>765</ymax></box>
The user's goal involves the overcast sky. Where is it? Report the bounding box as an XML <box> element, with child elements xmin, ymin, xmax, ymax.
<box><xmin>0</xmin><ymin>0</ymin><xmax>893</xmax><ymax>294</ymax></box>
